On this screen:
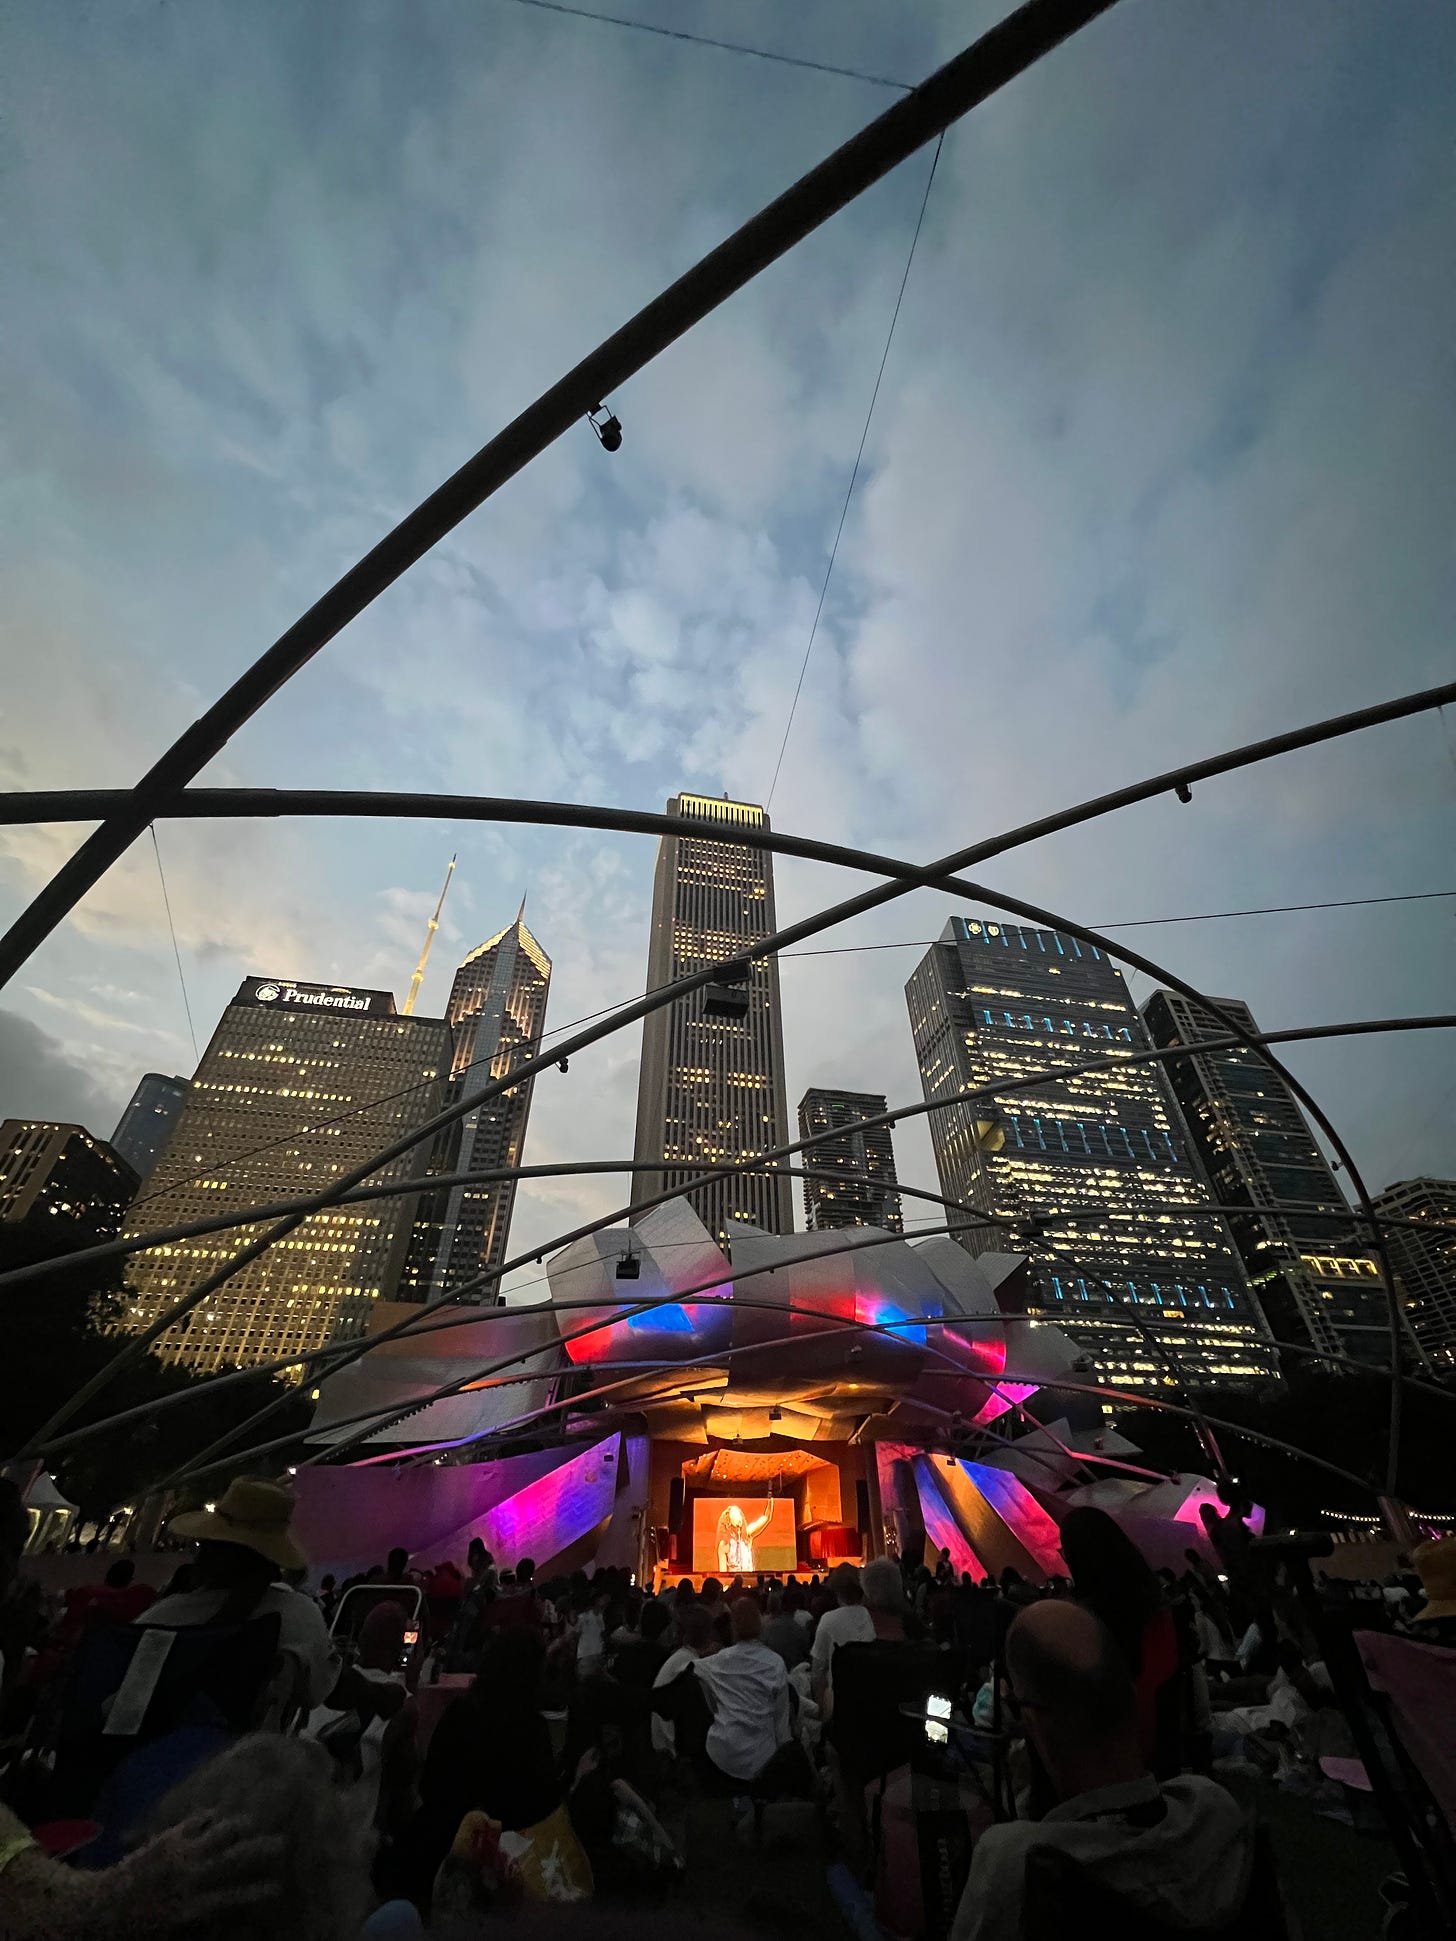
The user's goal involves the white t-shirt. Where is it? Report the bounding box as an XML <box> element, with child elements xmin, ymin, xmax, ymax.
<box><xmin>696</xmin><ymin>1640</ymin><xmax>791</xmax><ymax>1781</ymax></box>
<box><xmin>576</xmin><ymin>1609</ymin><xmax>606</xmax><ymax>1669</ymax></box>
<box><xmin>137</xmin><ymin>1583</ymin><xmax>341</xmax><ymax>1709</ymax></box>
<box><xmin>810</xmin><ymin>1603</ymin><xmax>875</xmax><ymax>1696</ymax></box>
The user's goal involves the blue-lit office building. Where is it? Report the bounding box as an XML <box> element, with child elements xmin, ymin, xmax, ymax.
<box><xmin>905</xmin><ymin>917</ymin><xmax>1276</xmax><ymax>1390</ymax></box>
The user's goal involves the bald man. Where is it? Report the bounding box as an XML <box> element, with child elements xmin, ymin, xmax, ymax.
<box><xmin>950</xmin><ymin>1600</ymin><xmax>1254</xmax><ymax>1941</ymax></box>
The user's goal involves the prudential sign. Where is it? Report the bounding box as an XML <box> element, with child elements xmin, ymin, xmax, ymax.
<box><xmin>243</xmin><ymin>977</ymin><xmax>387</xmax><ymax>1016</ymax></box>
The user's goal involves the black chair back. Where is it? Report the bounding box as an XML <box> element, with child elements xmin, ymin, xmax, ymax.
<box><xmin>46</xmin><ymin>1613</ymin><xmax>284</xmax><ymax>1817</ymax></box>
<box><xmin>830</xmin><ymin>1640</ymin><xmax>966</xmax><ymax>1789</ymax></box>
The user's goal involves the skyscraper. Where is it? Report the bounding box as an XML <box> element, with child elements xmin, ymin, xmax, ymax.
<box><xmin>120</xmin><ymin>977</ymin><xmax>451</xmax><ymax>1376</ymax></box>
<box><xmin>905</xmin><ymin>916</ymin><xmax>1274</xmax><ymax>1389</ymax></box>
<box><xmin>1371</xmin><ymin>1178</ymin><xmax>1456</xmax><ymax>1372</ymax></box>
<box><xmin>1142</xmin><ymin>990</ymin><xmax>1397</xmax><ymax>1373</ymax></box>
<box><xmin>420</xmin><ymin>909</ymin><xmax>552</xmax><ymax>1301</ymax></box>
<box><xmin>633</xmin><ymin>793</ymin><xmax>792</xmax><ymax>1241</ymax></box>
<box><xmin>0</xmin><ymin>1121</ymin><xmax>138</xmax><ymax>1259</ymax></box>
<box><xmin>797</xmin><ymin>1088</ymin><xmax>903</xmax><ymax>1233</ymax></box>
<box><xmin>111</xmin><ymin>1073</ymin><xmax>190</xmax><ymax>1181</ymax></box>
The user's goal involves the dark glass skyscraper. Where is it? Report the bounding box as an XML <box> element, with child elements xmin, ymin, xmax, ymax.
<box><xmin>633</xmin><ymin>794</ymin><xmax>792</xmax><ymax>1241</ymax></box>
<box><xmin>1371</xmin><ymin>1178</ymin><xmax>1455</xmax><ymax>1373</ymax></box>
<box><xmin>111</xmin><ymin>1073</ymin><xmax>190</xmax><ymax>1182</ymax></box>
<box><xmin>419</xmin><ymin>909</ymin><xmax>552</xmax><ymax>1301</ymax></box>
<box><xmin>797</xmin><ymin>1088</ymin><xmax>903</xmax><ymax>1233</ymax></box>
<box><xmin>1143</xmin><ymin>990</ymin><xmax>1398</xmax><ymax>1373</ymax></box>
<box><xmin>0</xmin><ymin>1120</ymin><xmax>138</xmax><ymax>1258</ymax></box>
<box><xmin>121</xmin><ymin>978</ymin><xmax>451</xmax><ymax>1375</ymax></box>
<box><xmin>905</xmin><ymin>917</ymin><xmax>1274</xmax><ymax>1389</ymax></box>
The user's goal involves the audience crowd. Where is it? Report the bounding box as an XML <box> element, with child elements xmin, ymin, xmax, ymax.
<box><xmin>1</xmin><ymin>1469</ymin><xmax>1451</xmax><ymax>1939</ymax></box>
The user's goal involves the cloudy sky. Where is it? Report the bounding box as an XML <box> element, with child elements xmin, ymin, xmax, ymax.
<box><xmin>3</xmin><ymin>0</ymin><xmax>1453</xmax><ymax>1287</ymax></box>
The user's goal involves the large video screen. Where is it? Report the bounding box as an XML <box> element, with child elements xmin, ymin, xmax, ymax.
<box><xmin>691</xmin><ymin>1497</ymin><xmax>797</xmax><ymax>1575</ymax></box>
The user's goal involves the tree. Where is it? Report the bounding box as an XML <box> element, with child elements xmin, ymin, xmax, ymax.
<box><xmin>2</xmin><ymin>1230</ymin><xmax>313</xmax><ymax>1520</ymax></box>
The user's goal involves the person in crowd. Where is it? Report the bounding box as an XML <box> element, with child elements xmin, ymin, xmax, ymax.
<box><xmin>385</xmin><ymin>1547</ymin><xmax>412</xmax><ymax>1583</ymax></box>
<box><xmin>489</xmin><ymin>1558</ymin><xmax>544</xmax><ymax>1635</ymax></box>
<box><xmin>1407</xmin><ymin>1536</ymin><xmax>1456</xmax><ymax>1646</ymax></box>
<box><xmin>613</xmin><ymin>1600</ymin><xmax>672</xmax><ymax>1691</ymax></box>
<box><xmin>762</xmin><ymin>1587</ymin><xmax>810</xmax><ymax>1671</ymax></box>
<box><xmin>0</xmin><ymin>1792</ymin><xmax>287</xmax><ymax>1940</ymax></box>
<box><xmin>141</xmin><ymin>1478</ymin><xmax>341</xmax><ymax>1709</ymax></box>
<box><xmin>1059</xmin><ymin>1507</ymin><xmax>1167</xmax><ymax>1677</ymax></box>
<box><xmin>695</xmin><ymin>1597</ymin><xmax>792</xmax><ymax>1787</ymax></box>
<box><xmin>467</xmin><ymin>1538</ymin><xmax>498</xmax><ymax>1592</ymax></box>
<box><xmin>610</xmin><ymin>1589</ymin><xmax>644</xmax><ymax>1646</ymax></box>
<box><xmin>405</xmin><ymin>1627</ymin><xmax>562</xmax><ymax>1906</ymax></box>
<box><xmin>574</xmin><ymin>1581</ymin><xmax>611</xmax><ymax>1678</ymax></box>
<box><xmin>651</xmin><ymin>1605</ymin><xmax>716</xmax><ymax>1755</ymax></box>
<box><xmin>1059</xmin><ymin>1505</ymin><xmax>1193</xmax><ymax>1772</ymax></box>
<box><xmin>935</xmin><ymin>1546</ymin><xmax>955</xmax><ymax>1587</ymax></box>
<box><xmin>316</xmin><ymin>1573</ymin><xmax>338</xmax><ymax>1623</ymax></box>
<box><xmin>861</xmin><ymin>1556</ymin><xmax>910</xmax><ymax>1643</ymax></box>
<box><xmin>950</xmin><ymin>1601</ymin><xmax>1255</xmax><ymax>1941</ymax></box>
<box><xmin>810</xmin><ymin>1562</ymin><xmax>874</xmax><ymax>1714</ymax></box>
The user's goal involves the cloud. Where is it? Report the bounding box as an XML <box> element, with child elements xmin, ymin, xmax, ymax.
<box><xmin>1</xmin><ymin>0</ymin><xmax>1452</xmax><ymax>1279</ymax></box>
<box><xmin>0</xmin><ymin>1008</ymin><xmax>116</xmax><ymax>1132</ymax></box>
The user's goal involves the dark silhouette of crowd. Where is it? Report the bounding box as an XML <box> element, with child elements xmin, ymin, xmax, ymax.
<box><xmin>2</xmin><ymin>1471</ymin><xmax>1452</xmax><ymax>1938</ymax></box>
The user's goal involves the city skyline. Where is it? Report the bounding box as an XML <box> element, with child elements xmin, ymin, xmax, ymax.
<box><xmin>3</xmin><ymin>0</ymin><xmax>1453</xmax><ymax>1293</ymax></box>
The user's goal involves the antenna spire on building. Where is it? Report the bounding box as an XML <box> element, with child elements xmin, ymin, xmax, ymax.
<box><xmin>403</xmin><ymin>855</ymin><xmax>456</xmax><ymax>1016</ymax></box>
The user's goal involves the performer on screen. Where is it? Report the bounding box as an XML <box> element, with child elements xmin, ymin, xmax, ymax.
<box><xmin>717</xmin><ymin>1502</ymin><xmax>772</xmax><ymax>1574</ymax></box>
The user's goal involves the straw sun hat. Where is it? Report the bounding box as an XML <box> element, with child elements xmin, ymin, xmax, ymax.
<box><xmin>170</xmin><ymin>1477</ymin><xmax>308</xmax><ymax>1572</ymax></box>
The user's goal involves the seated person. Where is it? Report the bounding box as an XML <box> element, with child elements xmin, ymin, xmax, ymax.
<box><xmin>612</xmin><ymin>1599</ymin><xmax>672</xmax><ymax>1690</ymax></box>
<box><xmin>950</xmin><ymin>1601</ymin><xmax>1253</xmax><ymax>1941</ymax></box>
<box><xmin>402</xmin><ymin>1627</ymin><xmax>562</xmax><ymax>1906</ymax></box>
<box><xmin>652</xmin><ymin>1603</ymin><xmax>716</xmax><ymax>1755</ymax></box>
<box><xmin>810</xmin><ymin>1563</ymin><xmax>875</xmax><ymax>1715</ymax></box>
<box><xmin>139</xmin><ymin>1479</ymin><xmax>340</xmax><ymax>1710</ymax></box>
<box><xmin>695</xmin><ymin>1597</ymin><xmax>793</xmax><ymax>1785</ymax></box>
<box><xmin>763</xmin><ymin>1588</ymin><xmax>811</xmax><ymax>1671</ymax></box>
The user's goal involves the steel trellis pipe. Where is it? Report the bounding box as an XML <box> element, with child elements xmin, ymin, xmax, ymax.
<box><xmin>0</xmin><ymin>0</ymin><xmax>1123</xmax><ymax>994</ymax></box>
<box><xmin>21</xmin><ymin>1013</ymin><xmax>1452</xmax><ymax>1467</ymax></box>
<box><xmin>164</xmin><ymin>1286</ymin><xmax>1383</xmax><ymax>1503</ymax></box>
<box><xmin>943</xmin><ymin>875</ymin><xmax>1425</xmax><ymax>1496</ymax></box>
<box><xmin>165</xmin><ymin>1221</ymin><xmax>983</xmax><ymax>1484</ymax></box>
<box><xmin>5</xmin><ymin>679</ymin><xmax>1453</xmax><ymax>856</ymax></box>
<box><xmin>33</xmin><ymin>1142</ymin><xmax>1452</xmax><ymax>1478</ymax></box>
<box><xmin>15</xmin><ymin>665</ymin><xmax>1455</xmax><ymax>1447</ymax></box>
<box><xmin>325</xmin><ymin>1309</ymin><xmax>1386</xmax><ymax>1504</ymax></box>
<box><xmin>5</xmin><ymin>1012</ymin><xmax>1445</xmax><ymax>1302</ymax></box>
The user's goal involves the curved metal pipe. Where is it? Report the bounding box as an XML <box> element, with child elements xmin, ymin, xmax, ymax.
<box><xmin>24</xmin><ymin>1013</ymin><xmax>1452</xmax><ymax>1468</ymax></box>
<box><xmin>4</xmin><ymin>1012</ymin><xmax>1443</xmax><ymax>1300</ymax></box>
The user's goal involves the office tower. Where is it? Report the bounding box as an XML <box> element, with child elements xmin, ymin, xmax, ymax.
<box><xmin>797</xmin><ymin>1088</ymin><xmax>903</xmax><ymax>1233</ymax></box>
<box><xmin>111</xmin><ymin>1073</ymin><xmax>190</xmax><ymax>1182</ymax></box>
<box><xmin>905</xmin><ymin>917</ymin><xmax>1274</xmax><ymax>1389</ymax></box>
<box><xmin>0</xmin><ymin>1121</ymin><xmax>138</xmax><ymax>1259</ymax></box>
<box><xmin>1372</xmin><ymin>1178</ymin><xmax>1456</xmax><ymax>1372</ymax></box>
<box><xmin>633</xmin><ymin>793</ymin><xmax>792</xmax><ymax>1242</ymax></box>
<box><xmin>120</xmin><ymin>977</ymin><xmax>451</xmax><ymax>1376</ymax></box>
<box><xmin>1142</xmin><ymin>990</ymin><xmax>1402</xmax><ymax>1373</ymax></box>
<box><xmin>419</xmin><ymin>908</ymin><xmax>552</xmax><ymax>1301</ymax></box>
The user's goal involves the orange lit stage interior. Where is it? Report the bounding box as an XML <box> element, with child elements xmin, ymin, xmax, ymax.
<box><xmin>647</xmin><ymin>1442</ymin><xmax>867</xmax><ymax>1587</ymax></box>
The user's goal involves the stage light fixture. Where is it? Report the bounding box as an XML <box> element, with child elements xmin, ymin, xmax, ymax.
<box><xmin>588</xmin><ymin>403</ymin><xmax>623</xmax><ymax>452</ymax></box>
